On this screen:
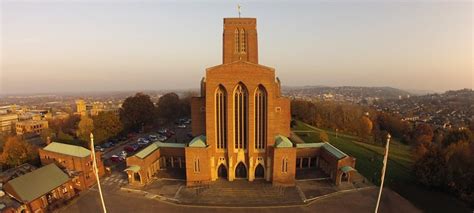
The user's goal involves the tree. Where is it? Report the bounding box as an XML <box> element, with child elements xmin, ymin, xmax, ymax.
<box><xmin>77</xmin><ymin>115</ymin><xmax>94</xmax><ymax>142</ymax></box>
<box><xmin>360</xmin><ymin>116</ymin><xmax>373</xmax><ymax>138</ymax></box>
<box><xmin>442</xmin><ymin>129</ymin><xmax>472</xmax><ymax>147</ymax></box>
<box><xmin>319</xmin><ymin>131</ymin><xmax>329</xmax><ymax>142</ymax></box>
<box><xmin>156</xmin><ymin>93</ymin><xmax>181</xmax><ymax>122</ymax></box>
<box><xmin>0</xmin><ymin>137</ymin><xmax>37</xmax><ymax>168</ymax></box>
<box><xmin>120</xmin><ymin>93</ymin><xmax>156</xmax><ymax>132</ymax></box>
<box><xmin>413</xmin><ymin>123</ymin><xmax>434</xmax><ymax>145</ymax></box>
<box><xmin>93</xmin><ymin>111</ymin><xmax>123</xmax><ymax>144</ymax></box>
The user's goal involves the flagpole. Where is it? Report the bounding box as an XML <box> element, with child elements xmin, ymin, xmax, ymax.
<box><xmin>375</xmin><ymin>133</ymin><xmax>391</xmax><ymax>213</ymax></box>
<box><xmin>90</xmin><ymin>133</ymin><xmax>107</xmax><ymax>213</ymax></box>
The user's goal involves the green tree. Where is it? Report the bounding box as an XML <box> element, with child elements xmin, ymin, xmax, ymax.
<box><xmin>77</xmin><ymin>115</ymin><xmax>94</xmax><ymax>142</ymax></box>
<box><xmin>93</xmin><ymin>111</ymin><xmax>123</xmax><ymax>144</ymax></box>
<box><xmin>120</xmin><ymin>93</ymin><xmax>156</xmax><ymax>132</ymax></box>
<box><xmin>0</xmin><ymin>137</ymin><xmax>37</xmax><ymax>168</ymax></box>
<box><xmin>156</xmin><ymin>93</ymin><xmax>181</xmax><ymax>122</ymax></box>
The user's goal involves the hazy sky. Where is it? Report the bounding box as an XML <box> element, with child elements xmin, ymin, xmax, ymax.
<box><xmin>1</xmin><ymin>0</ymin><xmax>472</xmax><ymax>94</ymax></box>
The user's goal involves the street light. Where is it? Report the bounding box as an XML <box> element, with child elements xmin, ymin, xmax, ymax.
<box><xmin>90</xmin><ymin>133</ymin><xmax>107</xmax><ymax>213</ymax></box>
<box><xmin>375</xmin><ymin>133</ymin><xmax>391</xmax><ymax>213</ymax></box>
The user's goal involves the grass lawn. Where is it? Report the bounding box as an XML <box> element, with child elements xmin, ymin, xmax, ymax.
<box><xmin>291</xmin><ymin>121</ymin><xmax>472</xmax><ymax>212</ymax></box>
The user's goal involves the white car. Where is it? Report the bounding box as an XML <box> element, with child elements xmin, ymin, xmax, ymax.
<box><xmin>149</xmin><ymin>135</ymin><xmax>158</xmax><ymax>141</ymax></box>
<box><xmin>120</xmin><ymin>151</ymin><xmax>127</xmax><ymax>158</ymax></box>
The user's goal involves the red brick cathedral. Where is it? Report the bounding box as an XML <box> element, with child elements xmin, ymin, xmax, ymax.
<box><xmin>126</xmin><ymin>17</ymin><xmax>356</xmax><ymax>187</ymax></box>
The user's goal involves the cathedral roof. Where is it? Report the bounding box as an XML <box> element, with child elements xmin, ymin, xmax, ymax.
<box><xmin>206</xmin><ymin>60</ymin><xmax>275</xmax><ymax>72</ymax></box>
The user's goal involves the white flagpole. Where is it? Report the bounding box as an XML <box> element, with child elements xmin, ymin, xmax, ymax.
<box><xmin>90</xmin><ymin>133</ymin><xmax>107</xmax><ymax>213</ymax></box>
<box><xmin>375</xmin><ymin>133</ymin><xmax>391</xmax><ymax>213</ymax></box>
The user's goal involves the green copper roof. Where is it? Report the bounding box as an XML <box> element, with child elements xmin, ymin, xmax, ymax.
<box><xmin>340</xmin><ymin>166</ymin><xmax>356</xmax><ymax>173</ymax></box>
<box><xmin>156</xmin><ymin>142</ymin><xmax>186</xmax><ymax>148</ymax></box>
<box><xmin>296</xmin><ymin>142</ymin><xmax>348</xmax><ymax>159</ymax></box>
<box><xmin>5</xmin><ymin>164</ymin><xmax>70</xmax><ymax>202</ymax></box>
<box><xmin>274</xmin><ymin>135</ymin><xmax>293</xmax><ymax>148</ymax></box>
<box><xmin>135</xmin><ymin>142</ymin><xmax>160</xmax><ymax>159</ymax></box>
<box><xmin>296</xmin><ymin>142</ymin><xmax>325</xmax><ymax>148</ymax></box>
<box><xmin>188</xmin><ymin>135</ymin><xmax>207</xmax><ymax>148</ymax></box>
<box><xmin>322</xmin><ymin>143</ymin><xmax>348</xmax><ymax>159</ymax></box>
<box><xmin>124</xmin><ymin>165</ymin><xmax>141</xmax><ymax>173</ymax></box>
<box><xmin>43</xmin><ymin>142</ymin><xmax>91</xmax><ymax>158</ymax></box>
<box><xmin>134</xmin><ymin>142</ymin><xmax>186</xmax><ymax>159</ymax></box>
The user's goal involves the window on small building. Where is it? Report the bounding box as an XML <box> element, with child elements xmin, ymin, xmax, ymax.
<box><xmin>194</xmin><ymin>158</ymin><xmax>200</xmax><ymax>173</ymax></box>
<box><xmin>282</xmin><ymin>157</ymin><xmax>288</xmax><ymax>173</ymax></box>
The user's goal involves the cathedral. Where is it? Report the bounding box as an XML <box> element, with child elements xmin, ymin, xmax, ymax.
<box><xmin>125</xmin><ymin>16</ymin><xmax>356</xmax><ymax>187</ymax></box>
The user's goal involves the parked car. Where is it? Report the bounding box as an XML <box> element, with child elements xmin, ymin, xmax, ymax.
<box><xmin>124</xmin><ymin>145</ymin><xmax>137</xmax><ymax>153</ymax></box>
<box><xmin>149</xmin><ymin>135</ymin><xmax>158</xmax><ymax>141</ymax></box>
<box><xmin>102</xmin><ymin>142</ymin><xmax>113</xmax><ymax>148</ymax></box>
<box><xmin>157</xmin><ymin>135</ymin><xmax>167</xmax><ymax>142</ymax></box>
<box><xmin>120</xmin><ymin>151</ymin><xmax>127</xmax><ymax>158</ymax></box>
<box><xmin>138</xmin><ymin>140</ymin><xmax>150</xmax><ymax>146</ymax></box>
<box><xmin>110</xmin><ymin>155</ymin><xmax>123</xmax><ymax>163</ymax></box>
<box><xmin>158</xmin><ymin>128</ymin><xmax>168</xmax><ymax>134</ymax></box>
<box><xmin>94</xmin><ymin>146</ymin><xmax>105</xmax><ymax>152</ymax></box>
<box><xmin>177</xmin><ymin>124</ymin><xmax>186</xmax><ymax>128</ymax></box>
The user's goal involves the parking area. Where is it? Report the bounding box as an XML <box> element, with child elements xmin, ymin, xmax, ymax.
<box><xmin>99</xmin><ymin>121</ymin><xmax>192</xmax><ymax>169</ymax></box>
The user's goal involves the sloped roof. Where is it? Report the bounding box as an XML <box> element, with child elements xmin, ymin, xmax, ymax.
<box><xmin>135</xmin><ymin>142</ymin><xmax>160</xmax><ymax>159</ymax></box>
<box><xmin>43</xmin><ymin>142</ymin><xmax>91</xmax><ymax>158</ymax></box>
<box><xmin>134</xmin><ymin>142</ymin><xmax>186</xmax><ymax>159</ymax></box>
<box><xmin>274</xmin><ymin>135</ymin><xmax>293</xmax><ymax>148</ymax></box>
<box><xmin>206</xmin><ymin>60</ymin><xmax>275</xmax><ymax>72</ymax></box>
<box><xmin>340</xmin><ymin>166</ymin><xmax>356</xmax><ymax>173</ymax></box>
<box><xmin>188</xmin><ymin>135</ymin><xmax>207</xmax><ymax>148</ymax></box>
<box><xmin>322</xmin><ymin>143</ymin><xmax>348</xmax><ymax>159</ymax></box>
<box><xmin>5</xmin><ymin>164</ymin><xmax>70</xmax><ymax>203</ymax></box>
<box><xmin>124</xmin><ymin>165</ymin><xmax>141</xmax><ymax>173</ymax></box>
<box><xmin>295</xmin><ymin>142</ymin><xmax>324</xmax><ymax>148</ymax></box>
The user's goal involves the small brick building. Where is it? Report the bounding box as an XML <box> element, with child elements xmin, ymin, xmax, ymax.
<box><xmin>2</xmin><ymin>164</ymin><xmax>75</xmax><ymax>213</ymax></box>
<box><xmin>39</xmin><ymin>142</ymin><xmax>105</xmax><ymax>191</ymax></box>
<box><xmin>125</xmin><ymin>16</ymin><xmax>356</xmax><ymax>187</ymax></box>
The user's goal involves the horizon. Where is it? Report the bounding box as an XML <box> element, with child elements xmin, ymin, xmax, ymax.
<box><xmin>1</xmin><ymin>0</ymin><xmax>472</xmax><ymax>94</ymax></box>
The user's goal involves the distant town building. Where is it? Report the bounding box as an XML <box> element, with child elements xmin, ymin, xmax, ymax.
<box><xmin>2</xmin><ymin>164</ymin><xmax>75</xmax><ymax>213</ymax></box>
<box><xmin>75</xmin><ymin>99</ymin><xmax>87</xmax><ymax>116</ymax></box>
<box><xmin>125</xmin><ymin>16</ymin><xmax>356</xmax><ymax>187</ymax></box>
<box><xmin>15</xmin><ymin>120</ymin><xmax>49</xmax><ymax>136</ymax></box>
<box><xmin>39</xmin><ymin>142</ymin><xmax>105</xmax><ymax>191</ymax></box>
<box><xmin>0</xmin><ymin>113</ymin><xmax>18</xmax><ymax>135</ymax></box>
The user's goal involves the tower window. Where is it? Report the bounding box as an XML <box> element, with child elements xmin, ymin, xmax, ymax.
<box><xmin>240</xmin><ymin>29</ymin><xmax>246</xmax><ymax>53</ymax></box>
<box><xmin>234</xmin><ymin>29</ymin><xmax>240</xmax><ymax>53</ymax></box>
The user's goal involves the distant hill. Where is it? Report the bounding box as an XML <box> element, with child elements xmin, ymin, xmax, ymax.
<box><xmin>282</xmin><ymin>86</ymin><xmax>411</xmax><ymax>100</ymax></box>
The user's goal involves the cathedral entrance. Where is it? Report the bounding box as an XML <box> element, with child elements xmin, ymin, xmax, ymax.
<box><xmin>255</xmin><ymin>164</ymin><xmax>264</xmax><ymax>179</ymax></box>
<box><xmin>235</xmin><ymin>162</ymin><xmax>247</xmax><ymax>179</ymax></box>
<box><xmin>218</xmin><ymin>164</ymin><xmax>228</xmax><ymax>179</ymax></box>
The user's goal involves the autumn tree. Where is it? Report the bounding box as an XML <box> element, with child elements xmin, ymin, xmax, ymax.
<box><xmin>319</xmin><ymin>131</ymin><xmax>329</xmax><ymax>142</ymax></box>
<box><xmin>77</xmin><ymin>115</ymin><xmax>94</xmax><ymax>142</ymax></box>
<box><xmin>120</xmin><ymin>93</ymin><xmax>156</xmax><ymax>132</ymax></box>
<box><xmin>93</xmin><ymin>111</ymin><xmax>123</xmax><ymax>144</ymax></box>
<box><xmin>0</xmin><ymin>137</ymin><xmax>37</xmax><ymax>168</ymax></box>
<box><xmin>156</xmin><ymin>93</ymin><xmax>181</xmax><ymax>122</ymax></box>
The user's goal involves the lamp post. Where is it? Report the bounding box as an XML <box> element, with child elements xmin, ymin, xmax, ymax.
<box><xmin>375</xmin><ymin>133</ymin><xmax>391</xmax><ymax>213</ymax></box>
<box><xmin>90</xmin><ymin>133</ymin><xmax>107</xmax><ymax>213</ymax></box>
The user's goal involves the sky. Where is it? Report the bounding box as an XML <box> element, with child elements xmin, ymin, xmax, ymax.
<box><xmin>0</xmin><ymin>0</ymin><xmax>472</xmax><ymax>94</ymax></box>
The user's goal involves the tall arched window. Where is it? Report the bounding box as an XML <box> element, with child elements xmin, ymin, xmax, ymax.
<box><xmin>240</xmin><ymin>29</ymin><xmax>246</xmax><ymax>53</ymax></box>
<box><xmin>234</xmin><ymin>83</ymin><xmax>248</xmax><ymax>150</ymax></box>
<box><xmin>254</xmin><ymin>85</ymin><xmax>267</xmax><ymax>150</ymax></box>
<box><xmin>234</xmin><ymin>29</ymin><xmax>240</xmax><ymax>53</ymax></box>
<box><xmin>215</xmin><ymin>85</ymin><xmax>227</xmax><ymax>149</ymax></box>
